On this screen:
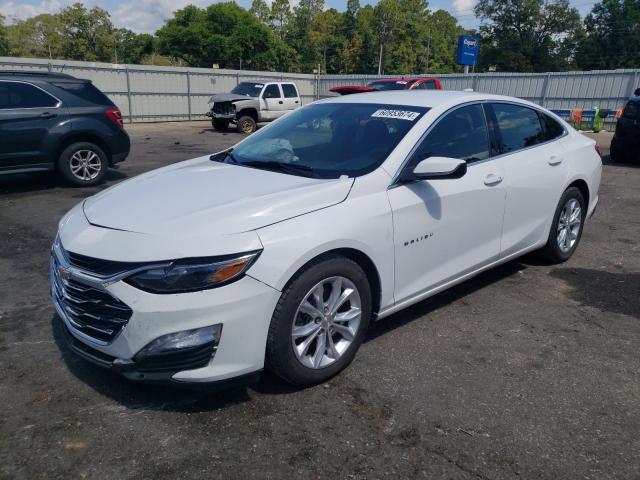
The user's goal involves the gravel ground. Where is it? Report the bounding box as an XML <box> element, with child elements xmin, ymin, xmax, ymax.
<box><xmin>0</xmin><ymin>123</ymin><xmax>638</xmax><ymax>480</ymax></box>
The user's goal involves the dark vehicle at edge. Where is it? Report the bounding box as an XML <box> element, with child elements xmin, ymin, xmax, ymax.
<box><xmin>610</xmin><ymin>89</ymin><xmax>640</xmax><ymax>163</ymax></box>
<box><xmin>0</xmin><ymin>71</ymin><xmax>130</xmax><ymax>186</ymax></box>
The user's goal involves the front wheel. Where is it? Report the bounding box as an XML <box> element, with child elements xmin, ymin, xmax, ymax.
<box><xmin>57</xmin><ymin>142</ymin><xmax>108</xmax><ymax>187</ymax></box>
<box><xmin>212</xmin><ymin>119</ymin><xmax>229</xmax><ymax>131</ymax></box>
<box><xmin>538</xmin><ymin>187</ymin><xmax>586</xmax><ymax>263</ymax></box>
<box><xmin>266</xmin><ymin>255</ymin><xmax>372</xmax><ymax>386</ymax></box>
<box><xmin>236</xmin><ymin>115</ymin><xmax>257</xmax><ymax>134</ymax></box>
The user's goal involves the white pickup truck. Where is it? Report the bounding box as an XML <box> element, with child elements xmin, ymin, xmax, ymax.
<box><xmin>206</xmin><ymin>81</ymin><xmax>301</xmax><ymax>134</ymax></box>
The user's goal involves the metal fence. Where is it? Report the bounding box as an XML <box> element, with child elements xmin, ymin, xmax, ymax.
<box><xmin>1</xmin><ymin>56</ymin><xmax>638</xmax><ymax>125</ymax></box>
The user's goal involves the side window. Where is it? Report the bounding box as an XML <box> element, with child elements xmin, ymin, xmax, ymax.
<box><xmin>417</xmin><ymin>80</ymin><xmax>436</xmax><ymax>90</ymax></box>
<box><xmin>263</xmin><ymin>84</ymin><xmax>281</xmax><ymax>99</ymax></box>
<box><xmin>409</xmin><ymin>104</ymin><xmax>490</xmax><ymax>164</ymax></box>
<box><xmin>0</xmin><ymin>81</ymin><xmax>59</xmax><ymax>109</ymax></box>
<box><xmin>492</xmin><ymin>103</ymin><xmax>545</xmax><ymax>153</ymax></box>
<box><xmin>539</xmin><ymin>112</ymin><xmax>565</xmax><ymax>141</ymax></box>
<box><xmin>282</xmin><ymin>84</ymin><xmax>298</xmax><ymax>98</ymax></box>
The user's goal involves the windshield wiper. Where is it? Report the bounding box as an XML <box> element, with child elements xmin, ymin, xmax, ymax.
<box><xmin>240</xmin><ymin>160</ymin><xmax>315</xmax><ymax>177</ymax></box>
<box><xmin>210</xmin><ymin>149</ymin><xmax>238</xmax><ymax>164</ymax></box>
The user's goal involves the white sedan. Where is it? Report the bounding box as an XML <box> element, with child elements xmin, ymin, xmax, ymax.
<box><xmin>51</xmin><ymin>91</ymin><xmax>602</xmax><ymax>386</ymax></box>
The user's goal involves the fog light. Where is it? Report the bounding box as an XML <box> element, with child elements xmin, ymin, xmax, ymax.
<box><xmin>136</xmin><ymin>324</ymin><xmax>222</xmax><ymax>360</ymax></box>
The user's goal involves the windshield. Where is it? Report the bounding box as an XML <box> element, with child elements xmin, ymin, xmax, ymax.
<box><xmin>367</xmin><ymin>80</ymin><xmax>412</xmax><ymax>91</ymax></box>
<box><xmin>231</xmin><ymin>82</ymin><xmax>264</xmax><ymax>97</ymax></box>
<box><xmin>229</xmin><ymin>103</ymin><xmax>429</xmax><ymax>179</ymax></box>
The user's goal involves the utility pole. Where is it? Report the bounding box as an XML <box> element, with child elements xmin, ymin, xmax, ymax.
<box><xmin>425</xmin><ymin>30</ymin><xmax>431</xmax><ymax>71</ymax></box>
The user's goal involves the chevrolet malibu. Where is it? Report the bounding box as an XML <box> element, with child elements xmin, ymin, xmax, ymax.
<box><xmin>51</xmin><ymin>91</ymin><xmax>602</xmax><ymax>386</ymax></box>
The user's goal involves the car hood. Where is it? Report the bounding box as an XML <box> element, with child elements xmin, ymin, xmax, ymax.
<box><xmin>83</xmin><ymin>156</ymin><xmax>354</xmax><ymax>236</ymax></box>
<box><xmin>208</xmin><ymin>93</ymin><xmax>257</xmax><ymax>104</ymax></box>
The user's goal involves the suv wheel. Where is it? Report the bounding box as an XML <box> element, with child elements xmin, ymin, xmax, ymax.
<box><xmin>58</xmin><ymin>142</ymin><xmax>109</xmax><ymax>187</ymax></box>
<box><xmin>538</xmin><ymin>186</ymin><xmax>586</xmax><ymax>263</ymax></box>
<box><xmin>236</xmin><ymin>116</ymin><xmax>257</xmax><ymax>134</ymax></box>
<box><xmin>266</xmin><ymin>255</ymin><xmax>372</xmax><ymax>386</ymax></box>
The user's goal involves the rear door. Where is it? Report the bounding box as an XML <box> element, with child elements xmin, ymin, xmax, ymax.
<box><xmin>488</xmin><ymin>102</ymin><xmax>569</xmax><ymax>258</ymax></box>
<box><xmin>0</xmin><ymin>80</ymin><xmax>64</xmax><ymax>170</ymax></box>
<box><xmin>261</xmin><ymin>84</ymin><xmax>287</xmax><ymax>120</ymax></box>
<box><xmin>281</xmin><ymin>83</ymin><xmax>301</xmax><ymax>111</ymax></box>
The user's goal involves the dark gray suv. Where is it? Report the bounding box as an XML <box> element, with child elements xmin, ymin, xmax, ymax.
<box><xmin>0</xmin><ymin>71</ymin><xmax>130</xmax><ymax>186</ymax></box>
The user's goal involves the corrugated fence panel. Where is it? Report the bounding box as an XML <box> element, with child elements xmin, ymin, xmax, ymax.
<box><xmin>1</xmin><ymin>57</ymin><xmax>638</xmax><ymax>123</ymax></box>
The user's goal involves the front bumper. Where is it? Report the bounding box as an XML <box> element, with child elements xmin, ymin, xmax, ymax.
<box><xmin>51</xmin><ymin>248</ymin><xmax>281</xmax><ymax>384</ymax></box>
<box><xmin>206</xmin><ymin>111</ymin><xmax>236</xmax><ymax>120</ymax></box>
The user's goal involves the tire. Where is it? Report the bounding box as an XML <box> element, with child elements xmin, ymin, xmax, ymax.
<box><xmin>609</xmin><ymin>137</ymin><xmax>625</xmax><ymax>163</ymax></box>
<box><xmin>57</xmin><ymin>142</ymin><xmax>109</xmax><ymax>187</ymax></box>
<box><xmin>212</xmin><ymin>119</ymin><xmax>229</xmax><ymax>131</ymax></box>
<box><xmin>266</xmin><ymin>255</ymin><xmax>372</xmax><ymax>386</ymax></box>
<box><xmin>236</xmin><ymin>115</ymin><xmax>257</xmax><ymax>134</ymax></box>
<box><xmin>538</xmin><ymin>187</ymin><xmax>586</xmax><ymax>263</ymax></box>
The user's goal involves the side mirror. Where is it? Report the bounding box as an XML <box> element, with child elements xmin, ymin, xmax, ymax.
<box><xmin>399</xmin><ymin>156</ymin><xmax>467</xmax><ymax>183</ymax></box>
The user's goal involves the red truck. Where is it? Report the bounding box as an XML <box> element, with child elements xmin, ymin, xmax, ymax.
<box><xmin>329</xmin><ymin>76</ymin><xmax>442</xmax><ymax>95</ymax></box>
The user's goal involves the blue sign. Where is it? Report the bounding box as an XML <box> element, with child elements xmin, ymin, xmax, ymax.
<box><xmin>456</xmin><ymin>35</ymin><xmax>480</xmax><ymax>66</ymax></box>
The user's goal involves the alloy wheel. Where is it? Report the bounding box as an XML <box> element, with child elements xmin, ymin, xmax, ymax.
<box><xmin>291</xmin><ymin>276</ymin><xmax>362</xmax><ymax>369</ymax></box>
<box><xmin>69</xmin><ymin>149</ymin><xmax>102</xmax><ymax>182</ymax></box>
<box><xmin>557</xmin><ymin>198</ymin><xmax>582</xmax><ymax>253</ymax></box>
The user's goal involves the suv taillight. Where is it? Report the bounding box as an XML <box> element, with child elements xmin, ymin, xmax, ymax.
<box><xmin>105</xmin><ymin>108</ymin><xmax>124</xmax><ymax>129</ymax></box>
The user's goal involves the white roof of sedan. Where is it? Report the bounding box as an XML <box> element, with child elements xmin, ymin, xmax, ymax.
<box><xmin>323</xmin><ymin>90</ymin><xmax>538</xmax><ymax>110</ymax></box>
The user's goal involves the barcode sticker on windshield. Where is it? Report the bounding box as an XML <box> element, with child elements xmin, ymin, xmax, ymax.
<box><xmin>371</xmin><ymin>109</ymin><xmax>420</xmax><ymax>121</ymax></box>
<box><xmin>254</xmin><ymin>84</ymin><xmax>264</xmax><ymax>88</ymax></box>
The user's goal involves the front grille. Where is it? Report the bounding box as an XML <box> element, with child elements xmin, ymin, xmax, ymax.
<box><xmin>213</xmin><ymin>102</ymin><xmax>235</xmax><ymax>116</ymax></box>
<box><xmin>51</xmin><ymin>255</ymin><xmax>133</xmax><ymax>343</ymax></box>
<box><xmin>65</xmin><ymin>250</ymin><xmax>144</xmax><ymax>277</ymax></box>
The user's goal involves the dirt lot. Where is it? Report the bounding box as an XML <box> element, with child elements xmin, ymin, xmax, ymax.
<box><xmin>0</xmin><ymin>122</ymin><xmax>638</xmax><ymax>480</ymax></box>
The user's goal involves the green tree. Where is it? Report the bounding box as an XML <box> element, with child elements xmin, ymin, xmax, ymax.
<box><xmin>271</xmin><ymin>0</ymin><xmax>292</xmax><ymax>40</ymax></box>
<box><xmin>0</xmin><ymin>15</ymin><xmax>9</xmax><ymax>56</ymax></box>
<box><xmin>422</xmin><ymin>10</ymin><xmax>466</xmax><ymax>73</ymax></box>
<box><xmin>475</xmin><ymin>0</ymin><xmax>582</xmax><ymax>72</ymax></box>
<box><xmin>58</xmin><ymin>3</ymin><xmax>115</xmax><ymax>61</ymax></box>
<box><xmin>250</xmin><ymin>0</ymin><xmax>271</xmax><ymax>24</ymax></box>
<box><xmin>114</xmin><ymin>29</ymin><xmax>154</xmax><ymax>64</ymax></box>
<box><xmin>156</xmin><ymin>3</ymin><xmax>295</xmax><ymax>71</ymax></box>
<box><xmin>576</xmin><ymin>0</ymin><xmax>640</xmax><ymax>70</ymax></box>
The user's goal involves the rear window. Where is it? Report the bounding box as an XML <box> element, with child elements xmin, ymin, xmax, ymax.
<box><xmin>53</xmin><ymin>82</ymin><xmax>113</xmax><ymax>106</ymax></box>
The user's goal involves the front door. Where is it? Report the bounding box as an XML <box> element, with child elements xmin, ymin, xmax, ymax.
<box><xmin>387</xmin><ymin>103</ymin><xmax>507</xmax><ymax>304</ymax></box>
<box><xmin>261</xmin><ymin>84</ymin><xmax>287</xmax><ymax>121</ymax></box>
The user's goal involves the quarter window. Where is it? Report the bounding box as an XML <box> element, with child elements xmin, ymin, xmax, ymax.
<box><xmin>539</xmin><ymin>112</ymin><xmax>565</xmax><ymax>141</ymax></box>
<box><xmin>492</xmin><ymin>103</ymin><xmax>545</xmax><ymax>153</ymax></box>
<box><xmin>282</xmin><ymin>84</ymin><xmax>298</xmax><ymax>98</ymax></box>
<box><xmin>409</xmin><ymin>104</ymin><xmax>490</xmax><ymax>164</ymax></box>
<box><xmin>263</xmin><ymin>84</ymin><xmax>281</xmax><ymax>99</ymax></box>
<box><xmin>0</xmin><ymin>81</ymin><xmax>59</xmax><ymax>109</ymax></box>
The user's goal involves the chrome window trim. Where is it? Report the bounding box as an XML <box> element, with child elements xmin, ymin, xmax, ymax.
<box><xmin>390</xmin><ymin>99</ymin><xmax>568</xmax><ymax>186</ymax></box>
<box><xmin>0</xmin><ymin>79</ymin><xmax>62</xmax><ymax>110</ymax></box>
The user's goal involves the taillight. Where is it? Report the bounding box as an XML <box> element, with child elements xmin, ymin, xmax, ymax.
<box><xmin>594</xmin><ymin>144</ymin><xmax>602</xmax><ymax>158</ymax></box>
<box><xmin>105</xmin><ymin>108</ymin><xmax>124</xmax><ymax>129</ymax></box>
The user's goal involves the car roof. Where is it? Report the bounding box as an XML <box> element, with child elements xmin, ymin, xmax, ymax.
<box><xmin>370</xmin><ymin>77</ymin><xmax>438</xmax><ymax>83</ymax></box>
<box><xmin>0</xmin><ymin>70</ymin><xmax>78</xmax><ymax>81</ymax></box>
<box><xmin>320</xmin><ymin>90</ymin><xmax>544</xmax><ymax>111</ymax></box>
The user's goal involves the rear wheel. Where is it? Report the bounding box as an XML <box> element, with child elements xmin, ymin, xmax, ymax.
<box><xmin>212</xmin><ymin>119</ymin><xmax>229</xmax><ymax>131</ymax></box>
<box><xmin>57</xmin><ymin>142</ymin><xmax>108</xmax><ymax>187</ymax></box>
<box><xmin>236</xmin><ymin>115</ymin><xmax>257</xmax><ymax>134</ymax></box>
<box><xmin>266</xmin><ymin>255</ymin><xmax>372</xmax><ymax>386</ymax></box>
<box><xmin>538</xmin><ymin>187</ymin><xmax>586</xmax><ymax>263</ymax></box>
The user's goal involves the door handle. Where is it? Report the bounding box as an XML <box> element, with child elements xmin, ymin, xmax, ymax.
<box><xmin>278</xmin><ymin>100</ymin><xmax>283</xmax><ymax>104</ymax></box>
<box><xmin>484</xmin><ymin>173</ymin><xmax>503</xmax><ymax>185</ymax></box>
<box><xmin>548</xmin><ymin>155</ymin><xmax>563</xmax><ymax>165</ymax></box>
<box><xmin>40</xmin><ymin>112</ymin><xmax>56</xmax><ymax>119</ymax></box>
<box><xmin>295</xmin><ymin>100</ymin><xmax>299</xmax><ymax>104</ymax></box>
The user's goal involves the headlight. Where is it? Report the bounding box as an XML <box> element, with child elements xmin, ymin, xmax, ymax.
<box><xmin>125</xmin><ymin>251</ymin><xmax>260</xmax><ymax>294</ymax></box>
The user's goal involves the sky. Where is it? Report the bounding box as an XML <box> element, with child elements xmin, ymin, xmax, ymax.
<box><xmin>0</xmin><ymin>0</ymin><xmax>599</xmax><ymax>33</ymax></box>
